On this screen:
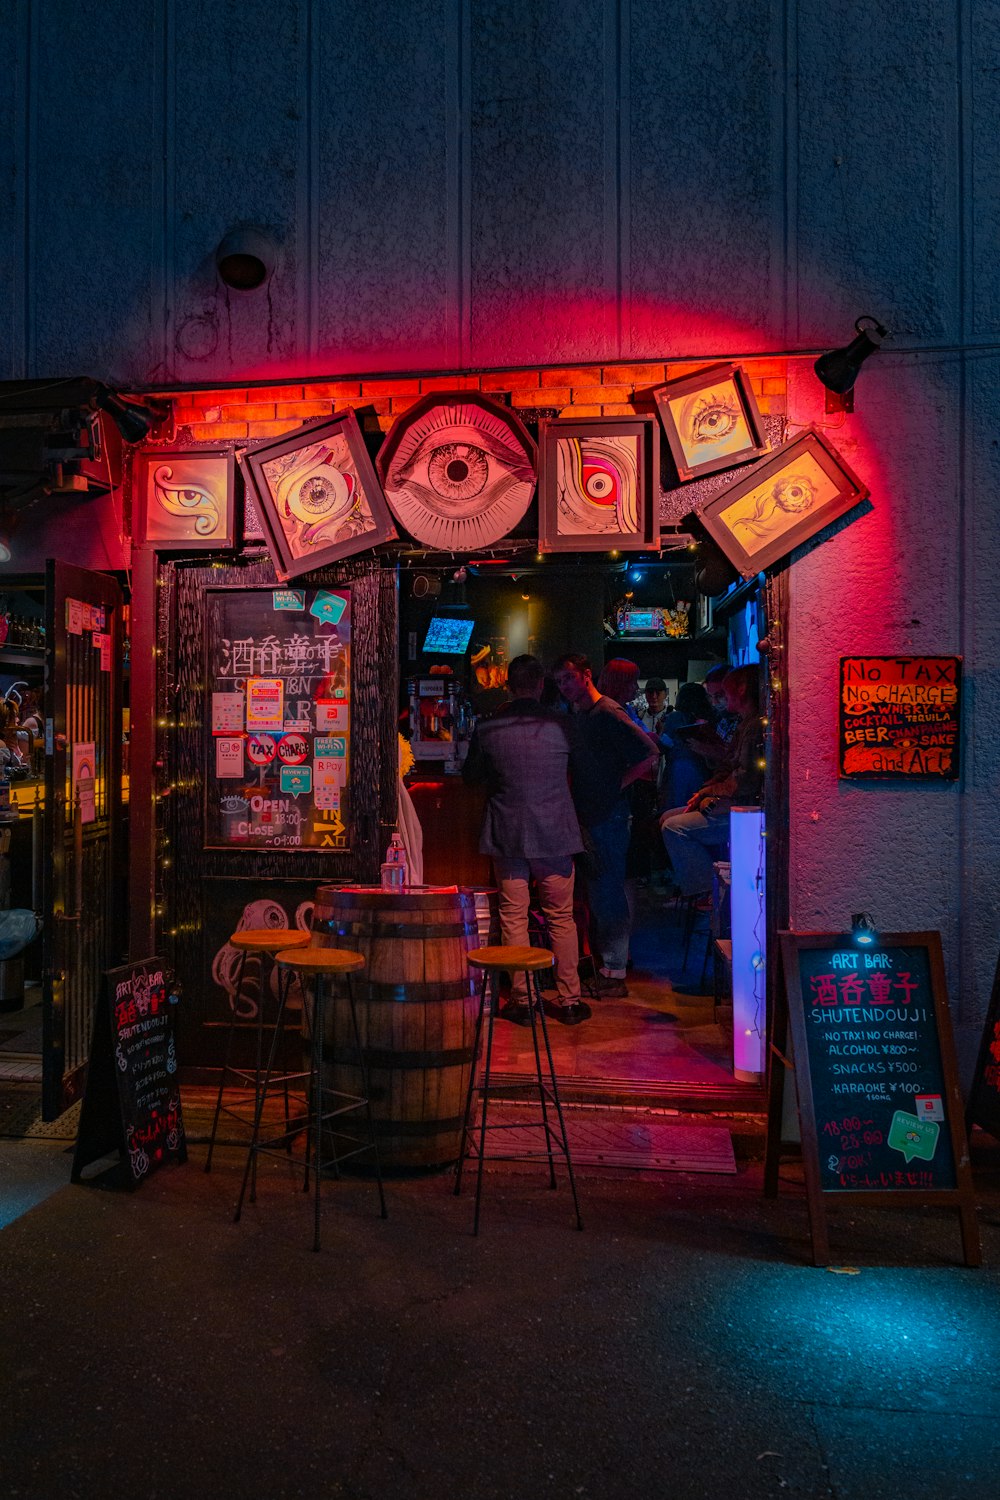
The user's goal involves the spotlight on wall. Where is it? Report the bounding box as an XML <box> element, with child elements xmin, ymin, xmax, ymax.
<box><xmin>851</xmin><ymin>911</ymin><xmax>880</xmax><ymax>948</ymax></box>
<box><xmin>0</xmin><ymin>530</ymin><xmax>12</xmax><ymax>565</ymax></box>
<box><xmin>91</xmin><ymin>384</ymin><xmax>172</xmax><ymax>444</ymax></box>
<box><xmin>215</xmin><ymin>227</ymin><xmax>279</xmax><ymax>291</ymax></box>
<box><xmin>814</xmin><ymin>315</ymin><xmax>888</xmax><ymax>396</ymax></box>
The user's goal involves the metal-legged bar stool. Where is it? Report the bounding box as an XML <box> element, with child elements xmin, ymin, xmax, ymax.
<box><xmin>681</xmin><ymin>896</ymin><xmax>713</xmax><ymax>990</ymax></box>
<box><xmin>204</xmin><ymin>927</ymin><xmax>312</xmax><ymax>1173</ymax></box>
<box><xmin>455</xmin><ymin>945</ymin><xmax>583</xmax><ymax>1236</ymax></box>
<box><xmin>234</xmin><ymin>946</ymin><xmax>387</xmax><ymax>1252</ymax></box>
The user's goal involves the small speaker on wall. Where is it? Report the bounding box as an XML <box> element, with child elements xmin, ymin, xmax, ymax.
<box><xmin>411</xmin><ymin>574</ymin><xmax>442</xmax><ymax>599</ymax></box>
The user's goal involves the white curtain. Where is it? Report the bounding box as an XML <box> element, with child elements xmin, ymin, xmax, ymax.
<box><xmin>397</xmin><ymin>777</ymin><xmax>424</xmax><ymax>887</ymax></box>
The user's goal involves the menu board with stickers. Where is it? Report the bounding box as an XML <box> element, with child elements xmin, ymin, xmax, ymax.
<box><xmin>776</xmin><ymin>930</ymin><xmax>980</xmax><ymax>1266</ymax></box>
<box><xmin>204</xmin><ymin>587</ymin><xmax>351</xmax><ymax>851</ymax></box>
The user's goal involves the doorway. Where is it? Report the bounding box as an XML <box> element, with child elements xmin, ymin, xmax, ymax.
<box><xmin>399</xmin><ymin>555</ymin><xmax>768</xmax><ymax>1104</ymax></box>
<box><xmin>0</xmin><ymin>563</ymin><xmax>126</xmax><ymax>1124</ymax></box>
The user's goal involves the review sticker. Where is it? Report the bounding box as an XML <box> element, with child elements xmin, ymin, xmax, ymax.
<box><xmin>888</xmin><ymin>1110</ymin><xmax>939</xmax><ymax>1164</ymax></box>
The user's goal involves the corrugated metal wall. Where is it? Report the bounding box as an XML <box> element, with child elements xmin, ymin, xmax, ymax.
<box><xmin>2</xmin><ymin>0</ymin><xmax>998</xmax><ymax>1069</ymax></box>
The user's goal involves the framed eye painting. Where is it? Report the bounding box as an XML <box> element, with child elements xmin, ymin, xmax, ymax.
<box><xmin>653</xmin><ymin>361</ymin><xmax>769</xmax><ymax>482</ymax></box>
<box><xmin>537</xmin><ymin>416</ymin><xmax>659</xmax><ymax>554</ymax></box>
<box><xmin>697</xmin><ymin>426</ymin><xmax>870</xmax><ymax>579</ymax></box>
<box><xmin>377</xmin><ymin>390</ymin><xmax>537</xmax><ymax>551</ymax></box>
<box><xmin>133</xmin><ymin>448</ymin><xmax>236</xmax><ymax>550</ymax></box>
<box><xmin>240</xmin><ymin>410</ymin><xmax>397</xmax><ymax>581</ymax></box>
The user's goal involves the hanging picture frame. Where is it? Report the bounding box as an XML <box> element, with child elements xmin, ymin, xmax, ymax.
<box><xmin>697</xmin><ymin>426</ymin><xmax>869</xmax><ymax>579</ymax></box>
<box><xmin>133</xmin><ymin>447</ymin><xmax>236</xmax><ymax>550</ymax></box>
<box><xmin>377</xmin><ymin>390</ymin><xmax>537</xmax><ymax>551</ymax></box>
<box><xmin>537</xmin><ymin>415</ymin><xmax>659</xmax><ymax>554</ymax></box>
<box><xmin>240</xmin><ymin>410</ymin><xmax>397</xmax><ymax>581</ymax></box>
<box><xmin>652</xmin><ymin>361</ymin><xmax>769</xmax><ymax>482</ymax></box>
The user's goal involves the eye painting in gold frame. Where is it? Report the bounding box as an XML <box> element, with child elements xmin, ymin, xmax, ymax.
<box><xmin>133</xmin><ymin>448</ymin><xmax>236</xmax><ymax>550</ymax></box>
<box><xmin>537</xmin><ymin>415</ymin><xmax>659</xmax><ymax>554</ymax></box>
<box><xmin>240</xmin><ymin>409</ymin><xmax>397</xmax><ymax>581</ymax></box>
<box><xmin>652</xmin><ymin>361</ymin><xmax>769</xmax><ymax>482</ymax></box>
<box><xmin>697</xmin><ymin>427</ymin><xmax>870</xmax><ymax>580</ymax></box>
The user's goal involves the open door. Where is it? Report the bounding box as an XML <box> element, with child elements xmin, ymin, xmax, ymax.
<box><xmin>42</xmin><ymin>560</ymin><xmax>124</xmax><ymax>1119</ymax></box>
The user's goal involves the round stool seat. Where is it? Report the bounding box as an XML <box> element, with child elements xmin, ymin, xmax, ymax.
<box><xmin>468</xmin><ymin>945</ymin><xmax>554</xmax><ymax>973</ymax></box>
<box><xmin>230</xmin><ymin>927</ymin><xmax>312</xmax><ymax>953</ymax></box>
<box><xmin>275</xmin><ymin>945</ymin><xmax>366</xmax><ymax>975</ymax></box>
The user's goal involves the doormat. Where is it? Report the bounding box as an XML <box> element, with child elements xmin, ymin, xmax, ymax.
<box><xmin>482</xmin><ymin>1106</ymin><xmax>736</xmax><ymax>1174</ymax></box>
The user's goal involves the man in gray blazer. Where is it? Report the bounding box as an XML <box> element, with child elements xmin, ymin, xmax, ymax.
<box><xmin>463</xmin><ymin>654</ymin><xmax>590</xmax><ymax>1025</ymax></box>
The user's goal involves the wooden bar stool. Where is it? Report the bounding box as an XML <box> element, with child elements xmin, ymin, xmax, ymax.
<box><xmin>204</xmin><ymin>927</ymin><xmax>312</xmax><ymax>1173</ymax></box>
<box><xmin>234</xmin><ymin>946</ymin><xmax>387</xmax><ymax>1252</ymax></box>
<box><xmin>455</xmin><ymin>945</ymin><xmax>583</xmax><ymax>1235</ymax></box>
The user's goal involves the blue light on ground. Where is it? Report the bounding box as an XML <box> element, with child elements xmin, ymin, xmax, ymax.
<box><xmin>0</xmin><ymin>1142</ymin><xmax>71</xmax><ymax>1229</ymax></box>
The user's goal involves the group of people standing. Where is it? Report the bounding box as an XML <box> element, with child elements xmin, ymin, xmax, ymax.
<box><xmin>462</xmin><ymin>651</ymin><xmax>763</xmax><ymax>1027</ymax></box>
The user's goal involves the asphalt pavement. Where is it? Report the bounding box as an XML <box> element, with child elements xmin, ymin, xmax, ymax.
<box><xmin>2</xmin><ymin>1135</ymin><xmax>999</xmax><ymax>1500</ymax></box>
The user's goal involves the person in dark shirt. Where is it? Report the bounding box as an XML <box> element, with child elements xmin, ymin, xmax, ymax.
<box><xmin>463</xmin><ymin>654</ymin><xmax>590</xmax><ymax>1025</ymax></box>
<box><xmin>553</xmin><ymin>653</ymin><xmax>659</xmax><ymax>998</ymax></box>
<box><xmin>659</xmin><ymin>665</ymin><xmax>763</xmax><ymax>897</ymax></box>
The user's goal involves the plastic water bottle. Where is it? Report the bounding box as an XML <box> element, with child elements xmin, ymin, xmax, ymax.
<box><xmin>381</xmin><ymin>833</ymin><xmax>408</xmax><ymax>890</ymax></box>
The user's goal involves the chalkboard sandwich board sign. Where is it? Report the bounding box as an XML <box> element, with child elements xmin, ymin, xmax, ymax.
<box><xmin>777</xmin><ymin>930</ymin><xmax>979</xmax><ymax>1267</ymax></box>
<box><xmin>72</xmin><ymin>958</ymin><xmax>187</xmax><ymax>1190</ymax></box>
<box><xmin>968</xmin><ymin>948</ymin><xmax>1000</xmax><ymax>1143</ymax></box>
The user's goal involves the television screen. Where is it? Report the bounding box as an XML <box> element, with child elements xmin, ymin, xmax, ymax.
<box><xmin>422</xmin><ymin>616</ymin><xmax>475</xmax><ymax>654</ymax></box>
<box><xmin>622</xmin><ymin>609</ymin><xmax>657</xmax><ymax>633</ymax></box>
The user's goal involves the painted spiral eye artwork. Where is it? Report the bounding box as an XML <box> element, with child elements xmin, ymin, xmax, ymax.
<box><xmin>377</xmin><ymin>392</ymin><xmax>537</xmax><ymax>550</ymax></box>
<box><xmin>134</xmin><ymin>448</ymin><xmax>236</xmax><ymax>548</ymax></box>
<box><xmin>556</xmin><ymin>434</ymin><xmax>640</xmax><ymax>537</ymax></box>
<box><xmin>241</xmin><ymin>410</ymin><xmax>397</xmax><ymax>580</ymax></box>
<box><xmin>538</xmin><ymin>416</ymin><xmax>659</xmax><ymax>553</ymax></box>
<box><xmin>653</xmin><ymin>361</ymin><xmax>769</xmax><ymax>482</ymax></box>
<box><xmin>262</xmin><ymin>435</ymin><xmax>366</xmax><ymax>555</ymax></box>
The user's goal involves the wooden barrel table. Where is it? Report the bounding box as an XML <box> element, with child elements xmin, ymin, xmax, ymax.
<box><xmin>310</xmin><ymin>885</ymin><xmax>480</xmax><ymax>1169</ymax></box>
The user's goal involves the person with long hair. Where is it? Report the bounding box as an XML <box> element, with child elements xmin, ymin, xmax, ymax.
<box><xmin>658</xmin><ymin>666</ymin><xmax>763</xmax><ymax>898</ymax></box>
<box><xmin>656</xmin><ymin>679</ymin><xmax>714</xmax><ymax>811</ymax></box>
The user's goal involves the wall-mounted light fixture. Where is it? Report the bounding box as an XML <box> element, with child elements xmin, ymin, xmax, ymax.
<box><xmin>814</xmin><ymin>315</ymin><xmax>888</xmax><ymax>396</ymax></box>
<box><xmin>851</xmin><ymin>911</ymin><xmax>879</xmax><ymax>948</ymax></box>
<box><xmin>215</xmin><ymin>227</ymin><xmax>279</xmax><ymax>291</ymax></box>
<box><xmin>91</xmin><ymin>383</ymin><xmax>172</xmax><ymax>444</ymax></box>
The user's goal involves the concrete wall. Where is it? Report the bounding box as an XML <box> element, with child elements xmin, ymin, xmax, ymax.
<box><xmin>2</xmin><ymin>0</ymin><xmax>998</xmax><ymax>1060</ymax></box>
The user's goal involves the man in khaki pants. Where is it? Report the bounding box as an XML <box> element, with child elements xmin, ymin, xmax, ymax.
<box><xmin>462</xmin><ymin>654</ymin><xmax>590</xmax><ymax>1026</ymax></box>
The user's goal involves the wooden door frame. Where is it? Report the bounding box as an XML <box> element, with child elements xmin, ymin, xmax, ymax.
<box><xmin>128</xmin><ymin>548</ymin><xmax>398</xmax><ymax>1067</ymax></box>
